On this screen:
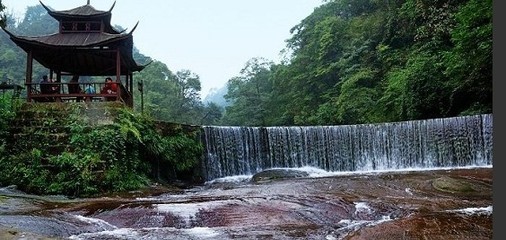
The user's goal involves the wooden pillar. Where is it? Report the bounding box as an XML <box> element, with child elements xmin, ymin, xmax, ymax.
<box><xmin>129</xmin><ymin>73</ymin><xmax>133</xmax><ymax>93</ymax></box>
<box><xmin>116</xmin><ymin>49</ymin><xmax>121</xmax><ymax>101</ymax></box>
<box><xmin>56</xmin><ymin>70</ymin><xmax>62</xmax><ymax>82</ymax></box>
<box><xmin>129</xmin><ymin>72</ymin><xmax>134</xmax><ymax>107</ymax></box>
<box><xmin>26</xmin><ymin>51</ymin><xmax>33</xmax><ymax>102</ymax></box>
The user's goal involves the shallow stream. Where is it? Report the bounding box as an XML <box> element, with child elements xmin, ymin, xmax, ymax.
<box><xmin>0</xmin><ymin>166</ymin><xmax>493</xmax><ymax>239</ymax></box>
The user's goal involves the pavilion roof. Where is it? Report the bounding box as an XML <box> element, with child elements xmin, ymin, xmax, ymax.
<box><xmin>1</xmin><ymin>1</ymin><xmax>146</xmax><ymax>76</ymax></box>
<box><xmin>3</xmin><ymin>29</ymin><xmax>144</xmax><ymax>76</ymax></box>
<box><xmin>40</xmin><ymin>0</ymin><xmax>120</xmax><ymax>34</ymax></box>
<box><xmin>5</xmin><ymin>31</ymin><xmax>127</xmax><ymax>47</ymax></box>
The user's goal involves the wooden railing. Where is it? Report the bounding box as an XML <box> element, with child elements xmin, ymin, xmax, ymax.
<box><xmin>26</xmin><ymin>82</ymin><xmax>132</xmax><ymax>107</ymax></box>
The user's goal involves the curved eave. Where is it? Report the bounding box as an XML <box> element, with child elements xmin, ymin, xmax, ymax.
<box><xmin>134</xmin><ymin>61</ymin><xmax>151</xmax><ymax>72</ymax></box>
<box><xmin>108</xmin><ymin>1</ymin><xmax>117</xmax><ymax>12</ymax></box>
<box><xmin>40</xmin><ymin>0</ymin><xmax>110</xmax><ymax>18</ymax></box>
<box><xmin>4</xmin><ymin>29</ymin><xmax>144</xmax><ymax>75</ymax></box>
<box><xmin>48</xmin><ymin>11</ymin><xmax>111</xmax><ymax>21</ymax></box>
<box><xmin>7</xmin><ymin>32</ymin><xmax>132</xmax><ymax>49</ymax></box>
<box><xmin>40</xmin><ymin>1</ymin><xmax>120</xmax><ymax>34</ymax></box>
<box><xmin>2</xmin><ymin>27</ymin><xmax>16</xmax><ymax>39</ymax></box>
<box><xmin>129</xmin><ymin>21</ymin><xmax>140</xmax><ymax>35</ymax></box>
<box><xmin>134</xmin><ymin>63</ymin><xmax>148</xmax><ymax>72</ymax></box>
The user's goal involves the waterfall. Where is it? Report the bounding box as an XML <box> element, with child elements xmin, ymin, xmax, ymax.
<box><xmin>201</xmin><ymin>114</ymin><xmax>493</xmax><ymax>181</ymax></box>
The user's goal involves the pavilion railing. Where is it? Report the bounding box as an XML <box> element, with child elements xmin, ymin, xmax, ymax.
<box><xmin>25</xmin><ymin>82</ymin><xmax>133</xmax><ymax>107</ymax></box>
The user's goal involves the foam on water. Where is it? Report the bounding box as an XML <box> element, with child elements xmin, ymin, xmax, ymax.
<box><xmin>447</xmin><ymin>206</ymin><xmax>493</xmax><ymax>216</ymax></box>
<box><xmin>206</xmin><ymin>175</ymin><xmax>252</xmax><ymax>184</ymax></box>
<box><xmin>354</xmin><ymin>202</ymin><xmax>373</xmax><ymax>214</ymax></box>
<box><xmin>69</xmin><ymin>228</ymin><xmax>140</xmax><ymax>240</ymax></box>
<box><xmin>184</xmin><ymin>227</ymin><xmax>220</xmax><ymax>238</ymax></box>
<box><xmin>156</xmin><ymin>200</ymin><xmax>239</xmax><ymax>223</ymax></box>
<box><xmin>205</xmin><ymin>165</ymin><xmax>493</xmax><ymax>183</ymax></box>
<box><xmin>70</xmin><ymin>227</ymin><xmax>223</xmax><ymax>240</ymax></box>
<box><xmin>338</xmin><ymin>214</ymin><xmax>393</xmax><ymax>230</ymax></box>
<box><xmin>73</xmin><ymin>215</ymin><xmax>117</xmax><ymax>230</ymax></box>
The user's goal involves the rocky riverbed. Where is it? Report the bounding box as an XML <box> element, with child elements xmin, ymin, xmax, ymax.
<box><xmin>0</xmin><ymin>167</ymin><xmax>493</xmax><ymax>239</ymax></box>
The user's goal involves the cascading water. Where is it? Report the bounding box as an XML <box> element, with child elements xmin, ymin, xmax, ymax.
<box><xmin>1</xmin><ymin>115</ymin><xmax>492</xmax><ymax>239</ymax></box>
<box><xmin>201</xmin><ymin>114</ymin><xmax>492</xmax><ymax>181</ymax></box>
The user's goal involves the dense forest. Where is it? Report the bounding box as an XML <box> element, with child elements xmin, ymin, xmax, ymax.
<box><xmin>0</xmin><ymin>0</ymin><xmax>492</xmax><ymax>126</ymax></box>
<box><xmin>220</xmin><ymin>0</ymin><xmax>492</xmax><ymax>126</ymax></box>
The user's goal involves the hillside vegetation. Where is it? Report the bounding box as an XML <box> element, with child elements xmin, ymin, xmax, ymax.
<box><xmin>0</xmin><ymin>0</ymin><xmax>492</xmax><ymax>126</ymax></box>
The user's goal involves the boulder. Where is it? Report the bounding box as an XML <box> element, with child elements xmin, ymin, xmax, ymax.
<box><xmin>251</xmin><ymin>169</ymin><xmax>309</xmax><ymax>183</ymax></box>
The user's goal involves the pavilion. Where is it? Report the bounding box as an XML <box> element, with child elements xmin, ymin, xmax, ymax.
<box><xmin>1</xmin><ymin>0</ymin><xmax>147</xmax><ymax>107</ymax></box>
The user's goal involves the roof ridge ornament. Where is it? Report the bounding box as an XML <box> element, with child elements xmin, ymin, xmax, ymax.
<box><xmin>128</xmin><ymin>21</ymin><xmax>139</xmax><ymax>35</ymax></box>
<box><xmin>108</xmin><ymin>1</ymin><xmax>117</xmax><ymax>12</ymax></box>
<box><xmin>87</xmin><ymin>0</ymin><xmax>91</xmax><ymax>5</ymax></box>
<box><xmin>39</xmin><ymin>0</ymin><xmax>52</xmax><ymax>12</ymax></box>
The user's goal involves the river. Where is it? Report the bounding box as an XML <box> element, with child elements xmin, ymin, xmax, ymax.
<box><xmin>0</xmin><ymin>114</ymin><xmax>494</xmax><ymax>239</ymax></box>
<box><xmin>0</xmin><ymin>166</ymin><xmax>493</xmax><ymax>239</ymax></box>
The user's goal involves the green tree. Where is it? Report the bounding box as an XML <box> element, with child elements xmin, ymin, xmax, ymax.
<box><xmin>0</xmin><ymin>0</ymin><xmax>5</xmax><ymax>28</ymax></box>
<box><xmin>0</xmin><ymin>5</ymin><xmax>58</xmax><ymax>86</ymax></box>
<box><xmin>134</xmin><ymin>60</ymin><xmax>177</xmax><ymax>119</ymax></box>
<box><xmin>331</xmin><ymin>68</ymin><xmax>380</xmax><ymax>124</ymax></box>
<box><xmin>400</xmin><ymin>48</ymin><xmax>451</xmax><ymax>120</ymax></box>
<box><xmin>169</xmin><ymin>69</ymin><xmax>204</xmax><ymax>124</ymax></box>
<box><xmin>443</xmin><ymin>0</ymin><xmax>492</xmax><ymax>115</ymax></box>
<box><xmin>376</xmin><ymin>67</ymin><xmax>410</xmax><ymax>121</ymax></box>
<box><xmin>200</xmin><ymin>102</ymin><xmax>223</xmax><ymax>125</ymax></box>
<box><xmin>275</xmin><ymin>0</ymin><xmax>388</xmax><ymax>125</ymax></box>
<box><xmin>279</xmin><ymin>2</ymin><xmax>346</xmax><ymax>125</ymax></box>
<box><xmin>378</xmin><ymin>0</ymin><xmax>471</xmax><ymax>119</ymax></box>
<box><xmin>222</xmin><ymin>58</ymin><xmax>274</xmax><ymax>126</ymax></box>
<box><xmin>133</xmin><ymin>60</ymin><xmax>205</xmax><ymax>125</ymax></box>
<box><xmin>14</xmin><ymin>5</ymin><xmax>58</xmax><ymax>35</ymax></box>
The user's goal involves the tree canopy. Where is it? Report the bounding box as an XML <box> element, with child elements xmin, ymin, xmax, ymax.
<box><xmin>219</xmin><ymin>0</ymin><xmax>492</xmax><ymax>126</ymax></box>
<box><xmin>0</xmin><ymin>0</ymin><xmax>492</xmax><ymax>127</ymax></box>
<box><xmin>0</xmin><ymin>0</ymin><xmax>5</xmax><ymax>28</ymax></box>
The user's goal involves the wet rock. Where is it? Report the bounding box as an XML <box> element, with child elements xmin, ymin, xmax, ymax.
<box><xmin>251</xmin><ymin>169</ymin><xmax>309</xmax><ymax>183</ymax></box>
<box><xmin>343</xmin><ymin>211</ymin><xmax>492</xmax><ymax>240</ymax></box>
<box><xmin>432</xmin><ymin>176</ymin><xmax>475</xmax><ymax>193</ymax></box>
<box><xmin>0</xmin><ymin>213</ymin><xmax>115</xmax><ymax>239</ymax></box>
<box><xmin>0</xmin><ymin>168</ymin><xmax>492</xmax><ymax>239</ymax></box>
<box><xmin>0</xmin><ymin>226</ymin><xmax>60</xmax><ymax>240</ymax></box>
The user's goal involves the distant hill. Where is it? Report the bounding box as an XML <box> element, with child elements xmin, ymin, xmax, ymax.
<box><xmin>203</xmin><ymin>84</ymin><xmax>230</xmax><ymax>107</ymax></box>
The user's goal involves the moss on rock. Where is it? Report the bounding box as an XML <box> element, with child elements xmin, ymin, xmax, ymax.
<box><xmin>432</xmin><ymin>176</ymin><xmax>475</xmax><ymax>193</ymax></box>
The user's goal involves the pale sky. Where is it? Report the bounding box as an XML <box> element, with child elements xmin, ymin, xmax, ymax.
<box><xmin>3</xmin><ymin>0</ymin><xmax>323</xmax><ymax>97</ymax></box>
